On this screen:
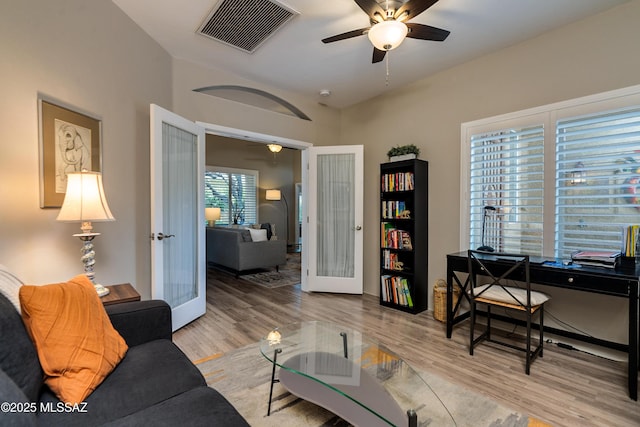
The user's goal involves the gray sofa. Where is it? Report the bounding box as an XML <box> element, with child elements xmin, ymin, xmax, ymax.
<box><xmin>206</xmin><ymin>227</ymin><xmax>287</xmax><ymax>275</ymax></box>
<box><xmin>0</xmin><ymin>290</ymin><xmax>248</xmax><ymax>427</ymax></box>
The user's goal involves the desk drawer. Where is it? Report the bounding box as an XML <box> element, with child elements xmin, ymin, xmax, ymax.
<box><xmin>532</xmin><ymin>268</ymin><xmax>632</xmax><ymax>296</ymax></box>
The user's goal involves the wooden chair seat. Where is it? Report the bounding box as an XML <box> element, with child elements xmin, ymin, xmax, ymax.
<box><xmin>473</xmin><ymin>296</ymin><xmax>543</xmax><ymax>313</ymax></box>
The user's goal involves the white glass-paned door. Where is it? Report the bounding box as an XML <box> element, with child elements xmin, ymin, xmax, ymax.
<box><xmin>317</xmin><ymin>153</ymin><xmax>355</xmax><ymax>277</ymax></box>
<box><xmin>162</xmin><ymin>123</ymin><xmax>198</xmax><ymax>307</ymax></box>
<box><xmin>305</xmin><ymin>145</ymin><xmax>363</xmax><ymax>294</ymax></box>
<box><xmin>150</xmin><ymin>104</ymin><xmax>205</xmax><ymax>331</ymax></box>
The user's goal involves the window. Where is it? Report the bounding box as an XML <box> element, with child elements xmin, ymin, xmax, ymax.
<box><xmin>205</xmin><ymin>166</ymin><xmax>258</xmax><ymax>226</ymax></box>
<box><xmin>555</xmin><ymin>106</ymin><xmax>640</xmax><ymax>258</ymax></box>
<box><xmin>469</xmin><ymin>125</ymin><xmax>544</xmax><ymax>255</ymax></box>
<box><xmin>461</xmin><ymin>85</ymin><xmax>640</xmax><ymax>258</ymax></box>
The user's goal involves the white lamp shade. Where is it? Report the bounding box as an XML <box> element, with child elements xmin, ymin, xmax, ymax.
<box><xmin>265</xmin><ymin>189</ymin><xmax>281</xmax><ymax>201</ymax></box>
<box><xmin>205</xmin><ymin>207</ymin><xmax>221</xmax><ymax>221</ymax></box>
<box><xmin>367</xmin><ymin>20</ymin><xmax>408</xmax><ymax>51</ymax></box>
<box><xmin>56</xmin><ymin>171</ymin><xmax>115</xmax><ymax>222</ymax></box>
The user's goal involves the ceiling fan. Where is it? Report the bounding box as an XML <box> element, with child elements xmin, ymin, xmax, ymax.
<box><xmin>322</xmin><ymin>0</ymin><xmax>450</xmax><ymax>63</ymax></box>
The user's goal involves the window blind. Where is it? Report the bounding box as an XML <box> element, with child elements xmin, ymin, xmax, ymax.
<box><xmin>204</xmin><ymin>169</ymin><xmax>258</xmax><ymax>225</ymax></box>
<box><xmin>469</xmin><ymin>125</ymin><xmax>545</xmax><ymax>255</ymax></box>
<box><xmin>555</xmin><ymin>106</ymin><xmax>640</xmax><ymax>258</ymax></box>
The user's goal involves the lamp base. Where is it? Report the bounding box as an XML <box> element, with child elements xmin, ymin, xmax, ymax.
<box><xmin>95</xmin><ymin>283</ymin><xmax>110</xmax><ymax>297</ymax></box>
<box><xmin>73</xmin><ymin>232</ymin><xmax>109</xmax><ymax>297</ymax></box>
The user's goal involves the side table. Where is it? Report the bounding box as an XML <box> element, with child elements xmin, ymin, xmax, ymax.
<box><xmin>100</xmin><ymin>283</ymin><xmax>141</xmax><ymax>306</ymax></box>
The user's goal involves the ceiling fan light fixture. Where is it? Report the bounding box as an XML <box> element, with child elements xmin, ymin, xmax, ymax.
<box><xmin>267</xmin><ymin>143</ymin><xmax>283</xmax><ymax>153</ymax></box>
<box><xmin>367</xmin><ymin>20</ymin><xmax>408</xmax><ymax>51</ymax></box>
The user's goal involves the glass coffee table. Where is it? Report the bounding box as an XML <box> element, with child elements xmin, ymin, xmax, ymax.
<box><xmin>260</xmin><ymin>320</ymin><xmax>455</xmax><ymax>427</ymax></box>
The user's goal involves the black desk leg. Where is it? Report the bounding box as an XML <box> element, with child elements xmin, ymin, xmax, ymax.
<box><xmin>446</xmin><ymin>263</ymin><xmax>453</xmax><ymax>339</ymax></box>
<box><xmin>629</xmin><ymin>282</ymin><xmax>638</xmax><ymax>401</ymax></box>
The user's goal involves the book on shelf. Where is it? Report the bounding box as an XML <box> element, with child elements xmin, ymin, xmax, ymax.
<box><xmin>622</xmin><ymin>225</ymin><xmax>639</xmax><ymax>257</ymax></box>
<box><xmin>380</xmin><ymin>275</ymin><xmax>413</xmax><ymax>308</ymax></box>
<box><xmin>380</xmin><ymin>223</ymin><xmax>413</xmax><ymax>250</ymax></box>
<box><xmin>381</xmin><ymin>200</ymin><xmax>409</xmax><ymax>219</ymax></box>
<box><xmin>382</xmin><ymin>249</ymin><xmax>405</xmax><ymax>271</ymax></box>
<box><xmin>381</xmin><ymin>172</ymin><xmax>415</xmax><ymax>192</ymax></box>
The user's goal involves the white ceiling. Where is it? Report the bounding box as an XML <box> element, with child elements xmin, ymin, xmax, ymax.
<box><xmin>113</xmin><ymin>0</ymin><xmax>628</xmax><ymax>110</ymax></box>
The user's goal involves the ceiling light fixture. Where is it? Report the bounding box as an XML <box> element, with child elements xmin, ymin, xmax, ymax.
<box><xmin>367</xmin><ymin>20</ymin><xmax>408</xmax><ymax>51</ymax></box>
<box><xmin>267</xmin><ymin>143</ymin><xmax>283</xmax><ymax>153</ymax></box>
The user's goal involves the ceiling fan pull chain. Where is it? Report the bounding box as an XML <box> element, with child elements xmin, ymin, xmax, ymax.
<box><xmin>385</xmin><ymin>52</ymin><xmax>390</xmax><ymax>86</ymax></box>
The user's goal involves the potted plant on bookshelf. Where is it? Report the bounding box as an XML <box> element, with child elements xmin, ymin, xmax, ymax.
<box><xmin>387</xmin><ymin>144</ymin><xmax>420</xmax><ymax>162</ymax></box>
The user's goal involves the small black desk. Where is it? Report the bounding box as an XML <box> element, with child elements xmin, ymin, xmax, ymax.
<box><xmin>446</xmin><ymin>251</ymin><xmax>639</xmax><ymax>400</ymax></box>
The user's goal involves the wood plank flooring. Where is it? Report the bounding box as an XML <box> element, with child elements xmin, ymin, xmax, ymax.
<box><xmin>173</xmin><ymin>268</ymin><xmax>640</xmax><ymax>427</ymax></box>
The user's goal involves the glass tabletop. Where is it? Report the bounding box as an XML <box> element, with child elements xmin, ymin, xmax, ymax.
<box><xmin>260</xmin><ymin>320</ymin><xmax>455</xmax><ymax>427</ymax></box>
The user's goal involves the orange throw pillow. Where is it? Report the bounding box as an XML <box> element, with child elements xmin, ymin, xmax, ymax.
<box><xmin>19</xmin><ymin>275</ymin><xmax>128</xmax><ymax>404</ymax></box>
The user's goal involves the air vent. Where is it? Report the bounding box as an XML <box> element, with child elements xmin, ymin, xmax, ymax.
<box><xmin>198</xmin><ymin>0</ymin><xmax>298</xmax><ymax>53</ymax></box>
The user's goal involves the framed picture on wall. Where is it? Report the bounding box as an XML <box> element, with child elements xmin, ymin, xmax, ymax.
<box><xmin>38</xmin><ymin>97</ymin><xmax>102</xmax><ymax>208</ymax></box>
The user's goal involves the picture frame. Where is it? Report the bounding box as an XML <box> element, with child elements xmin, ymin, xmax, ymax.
<box><xmin>38</xmin><ymin>98</ymin><xmax>102</xmax><ymax>208</ymax></box>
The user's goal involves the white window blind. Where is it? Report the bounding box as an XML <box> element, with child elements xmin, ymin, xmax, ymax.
<box><xmin>463</xmin><ymin>85</ymin><xmax>640</xmax><ymax>258</ymax></box>
<box><xmin>204</xmin><ymin>167</ymin><xmax>258</xmax><ymax>225</ymax></box>
<box><xmin>555</xmin><ymin>106</ymin><xmax>640</xmax><ymax>258</ymax></box>
<box><xmin>469</xmin><ymin>125</ymin><xmax>545</xmax><ymax>255</ymax></box>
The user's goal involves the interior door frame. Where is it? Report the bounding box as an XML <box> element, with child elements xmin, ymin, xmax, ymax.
<box><xmin>196</xmin><ymin>121</ymin><xmax>313</xmax><ymax>288</ymax></box>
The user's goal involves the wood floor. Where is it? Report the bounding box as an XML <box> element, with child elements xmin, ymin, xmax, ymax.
<box><xmin>173</xmin><ymin>268</ymin><xmax>640</xmax><ymax>427</ymax></box>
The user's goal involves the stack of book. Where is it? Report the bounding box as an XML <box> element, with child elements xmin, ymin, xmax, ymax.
<box><xmin>622</xmin><ymin>225</ymin><xmax>639</xmax><ymax>258</ymax></box>
<box><xmin>381</xmin><ymin>172</ymin><xmax>415</xmax><ymax>192</ymax></box>
<box><xmin>381</xmin><ymin>200</ymin><xmax>408</xmax><ymax>219</ymax></box>
<box><xmin>571</xmin><ymin>250</ymin><xmax>621</xmax><ymax>268</ymax></box>
<box><xmin>380</xmin><ymin>275</ymin><xmax>413</xmax><ymax>308</ymax></box>
<box><xmin>380</xmin><ymin>223</ymin><xmax>413</xmax><ymax>250</ymax></box>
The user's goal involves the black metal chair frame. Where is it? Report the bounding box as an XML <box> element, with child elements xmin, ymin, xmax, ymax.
<box><xmin>467</xmin><ymin>250</ymin><xmax>546</xmax><ymax>375</ymax></box>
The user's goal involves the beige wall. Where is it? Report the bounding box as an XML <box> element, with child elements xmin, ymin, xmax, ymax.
<box><xmin>0</xmin><ymin>0</ymin><xmax>172</xmax><ymax>297</ymax></box>
<box><xmin>171</xmin><ymin>58</ymin><xmax>342</xmax><ymax>145</ymax></box>
<box><xmin>341</xmin><ymin>0</ymin><xmax>640</xmax><ymax>347</ymax></box>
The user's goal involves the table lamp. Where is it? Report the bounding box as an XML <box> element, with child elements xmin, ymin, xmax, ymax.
<box><xmin>56</xmin><ymin>171</ymin><xmax>115</xmax><ymax>296</ymax></box>
<box><xmin>205</xmin><ymin>207</ymin><xmax>221</xmax><ymax>227</ymax></box>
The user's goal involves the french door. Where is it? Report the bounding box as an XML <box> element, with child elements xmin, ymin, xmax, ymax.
<box><xmin>150</xmin><ymin>104</ymin><xmax>206</xmax><ymax>331</ymax></box>
<box><xmin>303</xmin><ymin>145</ymin><xmax>364</xmax><ymax>294</ymax></box>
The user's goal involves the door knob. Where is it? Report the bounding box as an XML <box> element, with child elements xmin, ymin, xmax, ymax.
<box><xmin>156</xmin><ymin>232</ymin><xmax>175</xmax><ymax>241</ymax></box>
<box><xmin>355</xmin><ymin>225</ymin><xmax>362</xmax><ymax>230</ymax></box>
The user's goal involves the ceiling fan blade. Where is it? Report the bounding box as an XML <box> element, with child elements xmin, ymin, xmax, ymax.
<box><xmin>406</xmin><ymin>23</ymin><xmax>450</xmax><ymax>41</ymax></box>
<box><xmin>322</xmin><ymin>27</ymin><xmax>370</xmax><ymax>44</ymax></box>
<box><xmin>395</xmin><ymin>0</ymin><xmax>440</xmax><ymax>22</ymax></box>
<box><xmin>372</xmin><ymin>48</ymin><xmax>386</xmax><ymax>63</ymax></box>
<box><xmin>354</xmin><ymin>0</ymin><xmax>386</xmax><ymax>20</ymax></box>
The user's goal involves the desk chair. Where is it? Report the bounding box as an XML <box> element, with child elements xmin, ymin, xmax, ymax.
<box><xmin>467</xmin><ymin>250</ymin><xmax>550</xmax><ymax>374</ymax></box>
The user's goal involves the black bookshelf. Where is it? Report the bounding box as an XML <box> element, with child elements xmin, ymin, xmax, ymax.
<box><xmin>379</xmin><ymin>159</ymin><xmax>428</xmax><ymax>314</ymax></box>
